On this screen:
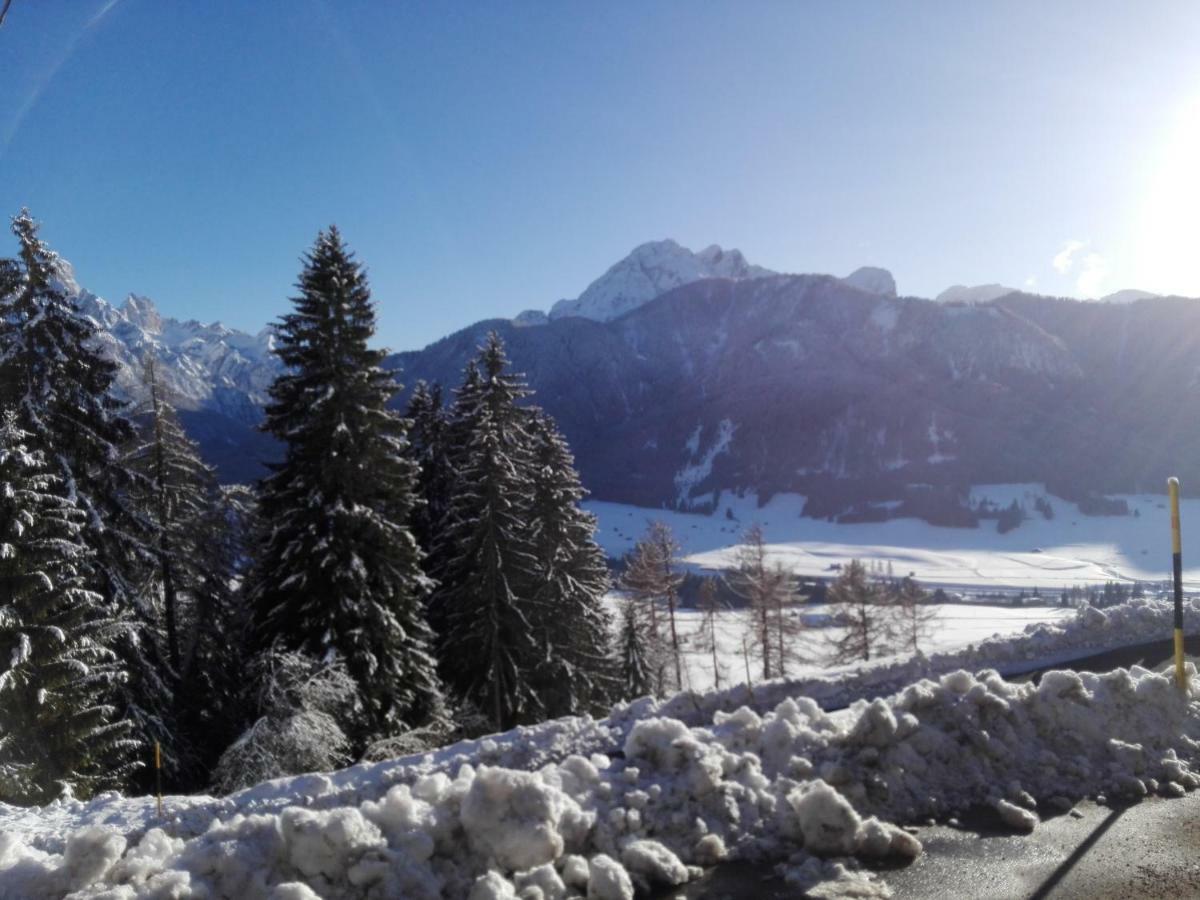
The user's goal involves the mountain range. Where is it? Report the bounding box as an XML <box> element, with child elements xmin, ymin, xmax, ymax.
<box><xmin>62</xmin><ymin>241</ymin><xmax>1198</xmax><ymax>523</ymax></box>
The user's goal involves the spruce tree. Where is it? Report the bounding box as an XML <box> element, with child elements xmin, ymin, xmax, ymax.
<box><xmin>430</xmin><ymin>334</ymin><xmax>543</xmax><ymax>731</ymax></box>
<box><xmin>2</xmin><ymin>211</ymin><xmax>155</xmax><ymax>611</ymax></box>
<box><xmin>0</xmin><ymin>415</ymin><xmax>135</xmax><ymax>804</ymax></box>
<box><xmin>526</xmin><ymin>411</ymin><xmax>613</xmax><ymax>717</ymax></box>
<box><xmin>248</xmin><ymin>227</ymin><xmax>445</xmax><ymax>745</ymax></box>
<box><xmin>1</xmin><ymin>211</ymin><xmax>159</xmax><ymax>785</ymax></box>
<box><xmin>616</xmin><ymin>596</ymin><xmax>654</xmax><ymax>700</ymax></box>
<box><xmin>404</xmin><ymin>380</ymin><xmax>453</xmax><ymax>557</ymax></box>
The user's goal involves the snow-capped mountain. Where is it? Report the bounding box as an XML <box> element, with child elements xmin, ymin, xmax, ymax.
<box><xmin>546</xmin><ymin>239</ymin><xmax>775</xmax><ymax>322</ymax></box>
<box><xmin>934</xmin><ymin>283</ymin><xmax>1019</xmax><ymax>305</ymax></box>
<box><xmin>75</xmin><ymin>290</ymin><xmax>281</xmax><ymax>421</ymax></box>
<box><xmin>44</xmin><ymin>259</ymin><xmax>283</xmax><ymax>481</ymax></box>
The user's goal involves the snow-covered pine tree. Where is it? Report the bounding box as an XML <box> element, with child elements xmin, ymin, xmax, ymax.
<box><xmin>248</xmin><ymin>227</ymin><xmax>445</xmax><ymax>746</ymax></box>
<box><xmin>526</xmin><ymin>411</ymin><xmax>614</xmax><ymax>718</ymax></box>
<box><xmin>1</xmin><ymin>211</ymin><xmax>160</xmax><ymax>789</ymax></box>
<box><xmin>2</xmin><ymin>211</ymin><xmax>155</xmax><ymax>613</ymax></box>
<box><xmin>615</xmin><ymin>595</ymin><xmax>655</xmax><ymax>700</ymax></box>
<box><xmin>430</xmin><ymin>333</ymin><xmax>544</xmax><ymax>731</ymax></box>
<box><xmin>0</xmin><ymin>414</ymin><xmax>135</xmax><ymax>804</ymax></box>
<box><xmin>404</xmin><ymin>380</ymin><xmax>454</xmax><ymax>557</ymax></box>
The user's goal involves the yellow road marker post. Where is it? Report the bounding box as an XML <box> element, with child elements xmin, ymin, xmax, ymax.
<box><xmin>155</xmin><ymin>740</ymin><xmax>163</xmax><ymax>820</ymax></box>
<box><xmin>1169</xmin><ymin>477</ymin><xmax>1188</xmax><ymax>690</ymax></box>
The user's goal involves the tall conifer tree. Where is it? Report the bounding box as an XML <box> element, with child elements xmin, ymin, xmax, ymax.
<box><xmin>430</xmin><ymin>334</ymin><xmax>543</xmax><ymax>731</ymax></box>
<box><xmin>248</xmin><ymin>227</ymin><xmax>445</xmax><ymax>744</ymax></box>
<box><xmin>526</xmin><ymin>411</ymin><xmax>613</xmax><ymax>717</ymax></box>
<box><xmin>1</xmin><ymin>211</ymin><xmax>159</xmax><ymax>784</ymax></box>
<box><xmin>2</xmin><ymin>211</ymin><xmax>154</xmax><ymax>611</ymax></box>
<box><xmin>0</xmin><ymin>415</ymin><xmax>135</xmax><ymax>804</ymax></box>
<box><xmin>404</xmin><ymin>380</ymin><xmax>453</xmax><ymax>557</ymax></box>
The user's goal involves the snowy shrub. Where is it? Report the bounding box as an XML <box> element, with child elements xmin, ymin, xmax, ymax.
<box><xmin>360</xmin><ymin>722</ymin><xmax>452</xmax><ymax>763</ymax></box>
<box><xmin>211</xmin><ymin>651</ymin><xmax>356</xmax><ymax>794</ymax></box>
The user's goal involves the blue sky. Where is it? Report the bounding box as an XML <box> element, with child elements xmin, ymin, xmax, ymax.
<box><xmin>4</xmin><ymin>1</ymin><xmax>1200</xmax><ymax>350</ymax></box>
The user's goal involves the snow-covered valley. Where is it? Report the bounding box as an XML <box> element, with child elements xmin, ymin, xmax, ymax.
<box><xmin>587</xmin><ymin>484</ymin><xmax>1187</xmax><ymax>592</ymax></box>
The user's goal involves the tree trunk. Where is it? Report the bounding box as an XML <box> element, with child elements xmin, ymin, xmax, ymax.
<box><xmin>759</xmin><ymin>602</ymin><xmax>771</xmax><ymax>680</ymax></box>
<box><xmin>667</xmin><ymin>588</ymin><xmax>682</xmax><ymax>690</ymax></box>
<box><xmin>162</xmin><ymin>550</ymin><xmax>180</xmax><ymax>671</ymax></box>
<box><xmin>710</xmin><ymin>613</ymin><xmax>721</xmax><ymax>689</ymax></box>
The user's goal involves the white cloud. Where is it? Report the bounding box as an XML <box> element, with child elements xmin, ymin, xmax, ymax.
<box><xmin>1053</xmin><ymin>240</ymin><xmax>1085</xmax><ymax>274</ymax></box>
<box><xmin>1076</xmin><ymin>253</ymin><xmax>1109</xmax><ymax>298</ymax></box>
<box><xmin>1024</xmin><ymin>275</ymin><xmax>1037</xmax><ymax>289</ymax></box>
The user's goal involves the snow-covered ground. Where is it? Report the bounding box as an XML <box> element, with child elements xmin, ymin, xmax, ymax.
<box><xmin>623</xmin><ymin>599</ymin><xmax>1074</xmax><ymax>696</ymax></box>
<box><xmin>587</xmin><ymin>484</ymin><xmax>1188</xmax><ymax>591</ymax></box>
<box><xmin>4</xmin><ymin>598</ymin><xmax>1200</xmax><ymax>899</ymax></box>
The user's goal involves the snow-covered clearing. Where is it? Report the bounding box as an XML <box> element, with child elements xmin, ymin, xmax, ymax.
<box><xmin>624</xmin><ymin>599</ymin><xmax>1074</xmax><ymax>696</ymax></box>
<box><xmin>4</xmin><ymin>599</ymin><xmax>1200</xmax><ymax>898</ymax></box>
<box><xmin>587</xmin><ymin>484</ymin><xmax>1188</xmax><ymax>591</ymax></box>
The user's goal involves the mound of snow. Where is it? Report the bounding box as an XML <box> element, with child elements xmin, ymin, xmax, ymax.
<box><xmin>5</xmin><ymin>600</ymin><xmax>1200</xmax><ymax>898</ymax></box>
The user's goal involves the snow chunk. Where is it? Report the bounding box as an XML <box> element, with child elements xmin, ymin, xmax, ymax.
<box><xmin>468</xmin><ymin>870</ymin><xmax>518</xmax><ymax>899</ymax></box>
<box><xmin>623</xmin><ymin>718</ymin><xmax>694</xmax><ymax>772</ymax></box>
<box><xmin>587</xmin><ymin>853</ymin><xmax>634</xmax><ymax>900</ymax></box>
<box><xmin>461</xmin><ymin>766</ymin><xmax>581</xmax><ymax>871</ymax></box>
<box><xmin>281</xmin><ymin>807</ymin><xmax>384</xmax><ymax>882</ymax></box>
<box><xmin>64</xmin><ymin>827</ymin><xmax>127</xmax><ymax>891</ymax></box>
<box><xmin>789</xmin><ymin>780</ymin><xmax>862</xmax><ymax>856</ymax></box>
<box><xmin>620</xmin><ymin>839</ymin><xmax>688</xmax><ymax>888</ymax></box>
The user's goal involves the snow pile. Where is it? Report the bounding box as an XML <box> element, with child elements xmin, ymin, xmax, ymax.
<box><xmin>6</xmin><ymin>653</ymin><xmax>1200</xmax><ymax>897</ymax></box>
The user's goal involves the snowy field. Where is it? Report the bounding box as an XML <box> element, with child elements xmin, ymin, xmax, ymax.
<box><xmin>587</xmin><ymin>484</ymin><xmax>1191</xmax><ymax>591</ymax></box>
<box><xmin>622</xmin><ymin>599</ymin><xmax>1074</xmax><ymax>695</ymax></box>
<box><xmin>4</xmin><ymin>598</ymin><xmax>1200</xmax><ymax>899</ymax></box>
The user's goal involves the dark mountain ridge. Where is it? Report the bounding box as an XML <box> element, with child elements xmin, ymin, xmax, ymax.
<box><xmin>387</xmin><ymin>277</ymin><xmax>1199</xmax><ymax>523</ymax></box>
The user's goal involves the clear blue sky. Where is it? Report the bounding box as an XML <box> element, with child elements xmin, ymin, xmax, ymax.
<box><xmin>4</xmin><ymin>1</ymin><xmax>1200</xmax><ymax>350</ymax></box>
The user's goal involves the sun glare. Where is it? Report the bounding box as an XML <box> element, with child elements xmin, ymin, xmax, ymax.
<box><xmin>1134</xmin><ymin>97</ymin><xmax>1200</xmax><ymax>297</ymax></box>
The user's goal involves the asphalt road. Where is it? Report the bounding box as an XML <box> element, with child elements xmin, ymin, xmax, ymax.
<box><xmin>667</xmin><ymin>796</ymin><xmax>1200</xmax><ymax>898</ymax></box>
<box><xmin>887</xmin><ymin>795</ymin><xmax>1200</xmax><ymax>899</ymax></box>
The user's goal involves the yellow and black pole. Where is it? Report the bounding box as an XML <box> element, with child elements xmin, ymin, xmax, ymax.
<box><xmin>1169</xmin><ymin>477</ymin><xmax>1188</xmax><ymax>690</ymax></box>
<box><xmin>154</xmin><ymin>740</ymin><xmax>163</xmax><ymax>820</ymax></box>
